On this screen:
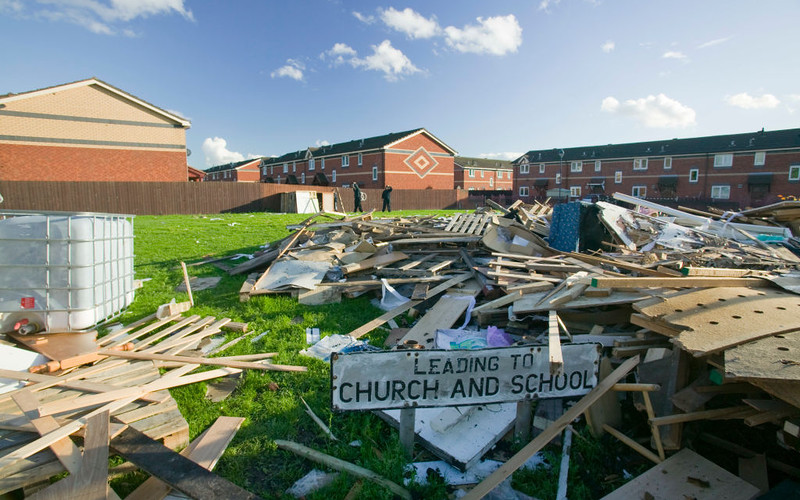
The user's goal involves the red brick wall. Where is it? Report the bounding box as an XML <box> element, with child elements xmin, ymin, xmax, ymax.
<box><xmin>0</xmin><ymin>143</ymin><xmax>187</xmax><ymax>182</ymax></box>
<box><xmin>385</xmin><ymin>133</ymin><xmax>454</xmax><ymax>189</ymax></box>
<box><xmin>235</xmin><ymin>168</ymin><xmax>261</xmax><ymax>182</ymax></box>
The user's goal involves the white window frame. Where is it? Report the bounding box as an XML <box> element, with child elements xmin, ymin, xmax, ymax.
<box><xmin>539</xmin><ymin>163</ymin><xmax>546</xmax><ymax>174</ymax></box>
<box><xmin>633</xmin><ymin>158</ymin><xmax>648</xmax><ymax>171</ymax></box>
<box><xmin>489</xmin><ymin>177</ymin><xmax>494</xmax><ymax>187</ymax></box>
<box><xmin>468</xmin><ymin>169</ymin><xmax>475</xmax><ymax>178</ymax></box>
<box><xmin>632</xmin><ymin>185</ymin><xmax>647</xmax><ymax>198</ymax></box>
<box><xmin>519</xmin><ymin>186</ymin><xmax>529</xmax><ymax>197</ymax></box>
<box><xmin>261</xmin><ymin>166</ymin><xmax>267</xmax><ymax>175</ymax></box>
<box><xmin>615</xmin><ymin>171</ymin><xmax>622</xmax><ymax>183</ymax></box>
<box><xmin>754</xmin><ymin>151</ymin><xmax>766</xmax><ymax>166</ymax></box>
<box><xmin>358</xmin><ymin>153</ymin><xmax>363</xmax><ymax>166</ymax></box>
<box><xmin>664</xmin><ymin>157</ymin><xmax>672</xmax><ymax>170</ymax></box>
<box><xmin>520</xmin><ymin>162</ymin><xmax>530</xmax><ymax>174</ymax></box>
<box><xmin>321</xmin><ymin>158</ymin><xmax>325</xmax><ymax>170</ymax></box>
<box><xmin>570</xmin><ymin>186</ymin><xmax>581</xmax><ymax>198</ymax></box>
<box><xmin>342</xmin><ymin>155</ymin><xmax>349</xmax><ymax>167</ymax></box>
<box><xmin>480</xmin><ymin>170</ymin><xmax>485</xmax><ymax>178</ymax></box>
<box><xmin>332</xmin><ymin>170</ymin><xmax>336</xmax><ymax>183</ymax></box>
<box><xmin>292</xmin><ymin>161</ymin><xmax>296</xmax><ymax>172</ymax></box>
<box><xmin>277</xmin><ymin>175</ymin><xmax>281</xmax><ymax>184</ymax></box>
<box><xmin>789</xmin><ymin>165</ymin><xmax>800</xmax><ymax>181</ymax></box>
<box><xmin>283</xmin><ymin>163</ymin><xmax>288</xmax><ymax>174</ymax></box>
<box><xmin>309</xmin><ymin>158</ymin><xmax>315</xmax><ymax>171</ymax></box>
<box><xmin>498</xmin><ymin>171</ymin><xmax>503</xmax><ymax>180</ymax></box>
<box><xmin>555</xmin><ymin>173</ymin><xmax>562</xmax><ymax>185</ymax></box>
<box><xmin>301</xmin><ymin>172</ymin><xmax>306</xmax><ymax>184</ymax></box>
<box><xmin>594</xmin><ymin>160</ymin><xmax>601</xmax><ymax>172</ymax></box>
<box><xmin>714</xmin><ymin>154</ymin><xmax>733</xmax><ymax>168</ymax></box>
<box><xmin>689</xmin><ymin>168</ymin><xmax>699</xmax><ymax>183</ymax></box>
<box><xmin>570</xmin><ymin>161</ymin><xmax>583</xmax><ymax>173</ymax></box>
<box><xmin>711</xmin><ymin>185</ymin><xmax>731</xmax><ymax>199</ymax></box>
<box><xmin>372</xmin><ymin>166</ymin><xmax>378</xmax><ymax>181</ymax></box>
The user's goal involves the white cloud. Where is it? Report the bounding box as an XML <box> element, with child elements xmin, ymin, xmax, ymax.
<box><xmin>601</xmin><ymin>40</ymin><xmax>615</xmax><ymax>53</ymax></box>
<box><xmin>202</xmin><ymin>137</ymin><xmax>245</xmax><ymax>167</ymax></box>
<box><xmin>662</xmin><ymin>51</ymin><xmax>687</xmax><ymax>60</ymax></box>
<box><xmin>271</xmin><ymin>59</ymin><xmax>305</xmax><ymax>81</ymax></box>
<box><xmin>315</xmin><ymin>140</ymin><xmax>330</xmax><ymax>147</ymax></box>
<box><xmin>380</xmin><ymin>7</ymin><xmax>439</xmax><ymax>39</ymax></box>
<box><xmin>478</xmin><ymin>152</ymin><xmax>524</xmax><ymax>161</ymax></box>
<box><xmin>538</xmin><ymin>0</ymin><xmax>562</xmax><ymax>12</ymax></box>
<box><xmin>16</xmin><ymin>0</ymin><xmax>192</xmax><ymax>34</ymax></box>
<box><xmin>443</xmin><ymin>15</ymin><xmax>522</xmax><ymax>56</ymax></box>
<box><xmin>725</xmin><ymin>93</ymin><xmax>780</xmax><ymax>109</ymax></box>
<box><xmin>787</xmin><ymin>94</ymin><xmax>800</xmax><ymax>114</ymax></box>
<box><xmin>352</xmin><ymin>11</ymin><xmax>375</xmax><ymax>24</ymax></box>
<box><xmin>350</xmin><ymin>40</ymin><xmax>420</xmax><ymax>81</ymax></box>
<box><xmin>601</xmin><ymin>94</ymin><xmax>697</xmax><ymax>128</ymax></box>
<box><xmin>321</xmin><ymin>43</ymin><xmax>357</xmax><ymax>65</ymax></box>
<box><xmin>697</xmin><ymin>37</ymin><xmax>731</xmax><ymax>49</ymax></box>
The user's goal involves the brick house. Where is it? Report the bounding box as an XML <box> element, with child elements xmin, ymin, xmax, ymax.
<box><xmin>204</xmin><ymin>158</ymin><xmax>262</xmax><ymax>182</ymax></box>
<box><xmin>260</xmin><ymin>128</ymin><xmax>456</xmax><ymax>189</ymax></box>
<box><xmin>0</xmin><ymin>78</ymin><xmax>191</xmax><ymax>182</ymax></box>
<box><xmin>454</xmin><ymin>156</ymin><xmax>513</xmax><ymax>191</ymax></box>
<box><xmin>513</xmin><ymin>128</ymin><xmax>800</xmax><ymax>208</ymax></box>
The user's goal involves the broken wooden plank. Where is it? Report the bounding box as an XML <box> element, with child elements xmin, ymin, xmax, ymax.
<box><xmin>548</xmin><ymin>311</ymin><xmax>563</xmax><ymax>375</ymax></box>
<box><xmin>346</xmin><ymin>300</ymin><xmax>420</xmax><ymax>339</ymax></box>
<box><xmin>398</xmin><ymin>295</ymin><xmax>473</xmax><ymax>348</ymax></box>
<box><xmin>591</xmin><ymin>276</ymin><xmax>770</xmax><ymax>289</ymax></box>
<box><xmin>111</xmin><ymin>426</ymin><xmax>261</xmax><ymax>500</ymax></box>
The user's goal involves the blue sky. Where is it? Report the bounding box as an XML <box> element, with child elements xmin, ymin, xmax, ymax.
<box><xmin>2</xmin><ymin>1</ymin><xmax>799</xmax><ymax>168</ymax></box>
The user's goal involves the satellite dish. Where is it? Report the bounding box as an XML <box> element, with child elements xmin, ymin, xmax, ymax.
<box><xmin>558</xmin><ymin>149</ymin><xmax>564</xmax><ymax>159</ymax></box>
<box><xmin>186</xmin><ymin>148</ymin><xmax>192</xmax><ymax>157</ymax></box>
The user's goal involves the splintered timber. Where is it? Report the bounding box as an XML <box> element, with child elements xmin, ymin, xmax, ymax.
<box><xmin>331</xmin><ymin>344</ymin><xmax>600</xmax><ymax>411</ymax></box>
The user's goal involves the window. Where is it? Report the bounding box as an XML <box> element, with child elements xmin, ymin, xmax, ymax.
<box><xmin>711</xmin><ymin>185</ymin><xmax>730</xmax><ymax>199</ymax></box>
<box><xmin>468</xmin><ymin>169</ymin><xmax>475</xmax><ymax>178</ymax></box>
<box><xmin>276</xmin><ymin>175</ymin><xmax>281</xmax><ymax>184</ymax></box>
<box><xmin>789</xmin><ymin>165</ymin><xmax>800</xmax><ymax>181</ymax></box>
<box><xmin>321</xmin><ymin>158</ymin><xmax>325</xmax><ymax>170</ymax></box>
<box><xmin>480</xmin><ymin>170</ymin><xmax>485</xmax><ymax>178</ymax></box>
<box><xmin>342</xmin><ymin>155</ymin><xmax>349</xmax><ymax>167</ymax></box>
<box><xmin>332</xmin><ymin>170</ymin><xmax>336</xmax><ymax>183</ymax></box>
<box><xmin>633</xmin><ymin>158</ymin><xmax>648</xmax><ymax>170</ymax></box>
<box><xmin>309</xmin><ymin>158</ymin><xmax>315</xmax><ymax>171</ymax></box>
<box><xmin>489</xmin><ymin>177</ymin><xmax>494</xmax><ymax>187</ymax></box>
<box><xmin>498</xmin><ymin>171</ymin><xmax>503</xmax><ymax>179</ymax></box>
<box><xmin>283</xmin><ymin>163</ymin><xmax>288</xmax><ymax>173</ymax></box>
<box><xmin>632</xmin><ymin>185</ymin><xmax>647</xmax><ymax>198</ymax></box>
<box><xmin>539</xmin><ymin>163</ymin><xmax>546</xmax><ymax>174</ymax></box>
<box><xmin>754</xmin><ymin>151</ymin><xmax>766</xmax><ymax>166</ymax></box>
<box><xmin>292</xmin><ymin>162</ymin><xmax>296</xmax><ymax>172</ymax></box>
<box><xmin>358</xmin><ymin>153</ymin><xmax>363</xmax><ymax>166</ymax></box>
<box><xmin>594</xmin><ymin>160</ymin><xmax>601</xmax><ymax>172</ymax></box>
<box><xmin>372</xmin><ymin>166</ymin><xmax>378</xmax><ymax>181</ymax></box>
<box><xmin>555</xmin><ymin>173</ymin><xmax>562</xmax><ymax>184</ymax></box>
<box><xmin>615</xmin><ymin>171</ymin><xmax>622</xmax><ymax>183</ymax></box>
<box><xmin>261</xmin><ymin>166</ymin><xmax>267</xmax><ymax>175</ymax></box>
<box><xmin>570</xmin><ymin>161</ymin><xmax>583</xmax><ymax>173</ymax></box>
<box><xmin>689</xmin><ymin>168</ymin><xmax>699</xmax><ymax>183</ymax></box>
<box><xmin>520</xmin><ymin>162</ymin><xmax>530</xmax><ymax>174</ymax></box>
<box><xmin>664</xmin><ymin>157</ymin><xmax>672</xmax><ymax>170</ymax></box>
<box><xmin>714</xmin><ymin>154</ymin><xmax>733</xmax><ymax>167</ymax></box>
<box><xmin>519</xmin><ymin>186</ymin><xmax>529</xmax><ymax>197</ymax></box>
<box><xmin>301</xmin><ymin>172</ymin><xmax>306</xmax><ymax>184</ymax></box>
<box><xmin>570</xmin><ymin>186</ymin><xmax>581</xmax><ymax>197</ymax></box>
<box><xmin>270</xmin><ymin>166</ymin><xmax>274</xmax><ymax>175</ymax></box>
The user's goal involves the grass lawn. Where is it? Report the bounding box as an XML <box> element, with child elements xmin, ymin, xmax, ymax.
<box><xmin>112</xmin><ymin>211</ymin><xmax>646</xmax><ymax>499</ymax></box>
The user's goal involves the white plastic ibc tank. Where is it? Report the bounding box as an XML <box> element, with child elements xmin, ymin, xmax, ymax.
<box><xmin>0</xmin><ymin>210</ymin><xmax>135</xmax><ymax>333</ymax></box>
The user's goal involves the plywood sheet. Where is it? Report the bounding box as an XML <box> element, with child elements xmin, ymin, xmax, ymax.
<box><xmin>725</xmin><ymin>330</ymin><xmax>800</xmax><ymax>381</ymax></box>
<box><xmin>601</xmin><ymin>448</ymin><xmax>760</xmax><ymax>500</ymax></box>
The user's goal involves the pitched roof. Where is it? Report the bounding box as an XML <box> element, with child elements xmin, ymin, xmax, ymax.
<box><xmin>262</xmin><ymin>128</ymin><xmax>457</xmax><ymax>165</ymax></box>
<box><xmin>0</xmin><ymin>77</ymin><xmax>191</xmax><ymax>128</ymax></box>
<box><xmin>514</xmin><ymin>128</ymin><xmax>800</xmax><ymax>164</ymax></box>
<box><xmin>204</xmin><ymin>157</ymin><xmax>263</xmax><ymax>173</ymax></box>
<box><xmin>455</xmin><ymin>156</ymin><xmax>513</xmax><ymax>171</ymax></box>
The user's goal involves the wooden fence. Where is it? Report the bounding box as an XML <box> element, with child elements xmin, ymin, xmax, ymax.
<box><xmin>0</xmin><ymin>181</ymin><xmax>474</xmax><ymax>215</ymax></box>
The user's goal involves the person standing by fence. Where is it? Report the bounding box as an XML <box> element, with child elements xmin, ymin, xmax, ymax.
<box><xmin>352</xmin><ymin>182</ymin><xmax>363</xmax><ymax>212</ymax></box>
<box><xmin>381</xmin><ymin>186</ymin><xmax>393</xmax><ymax>212</ymax></box>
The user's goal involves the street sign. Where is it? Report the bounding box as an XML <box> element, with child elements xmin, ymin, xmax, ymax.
<box><xmin>331</xmin><ymin>343</ymin><xmax>600</xmax><ymax>411</ymax></box>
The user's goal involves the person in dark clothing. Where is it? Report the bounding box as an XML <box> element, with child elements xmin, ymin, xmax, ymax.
<box><xmin>352</xmin><ymin>182</ymin><xmax>363</xmax><ymax>212</ymax></box>
<box><xmin>381</xmin><ymin>186</ymin><xmax>393</xmax><ymax>212</ymax></box>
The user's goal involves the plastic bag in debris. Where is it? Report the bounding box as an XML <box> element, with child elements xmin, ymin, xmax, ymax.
<box><xmin>380</xmin><ymin>278</ymin><xmax>410</xmax><ymax>310</ymax></box>
<box><xmin>285</xmin><ymin>469</ymin><xmax>339</xmax><ymax>498</ymax></box>
<box><xmin>435</xmin><ymin>326</ymin><xmax>513</xmax><ymax>350</ymax></box>
<box><xmin>299</xmin><ymin>334</ymin><xmax>380</xmax><ymax>362</ymax></box>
